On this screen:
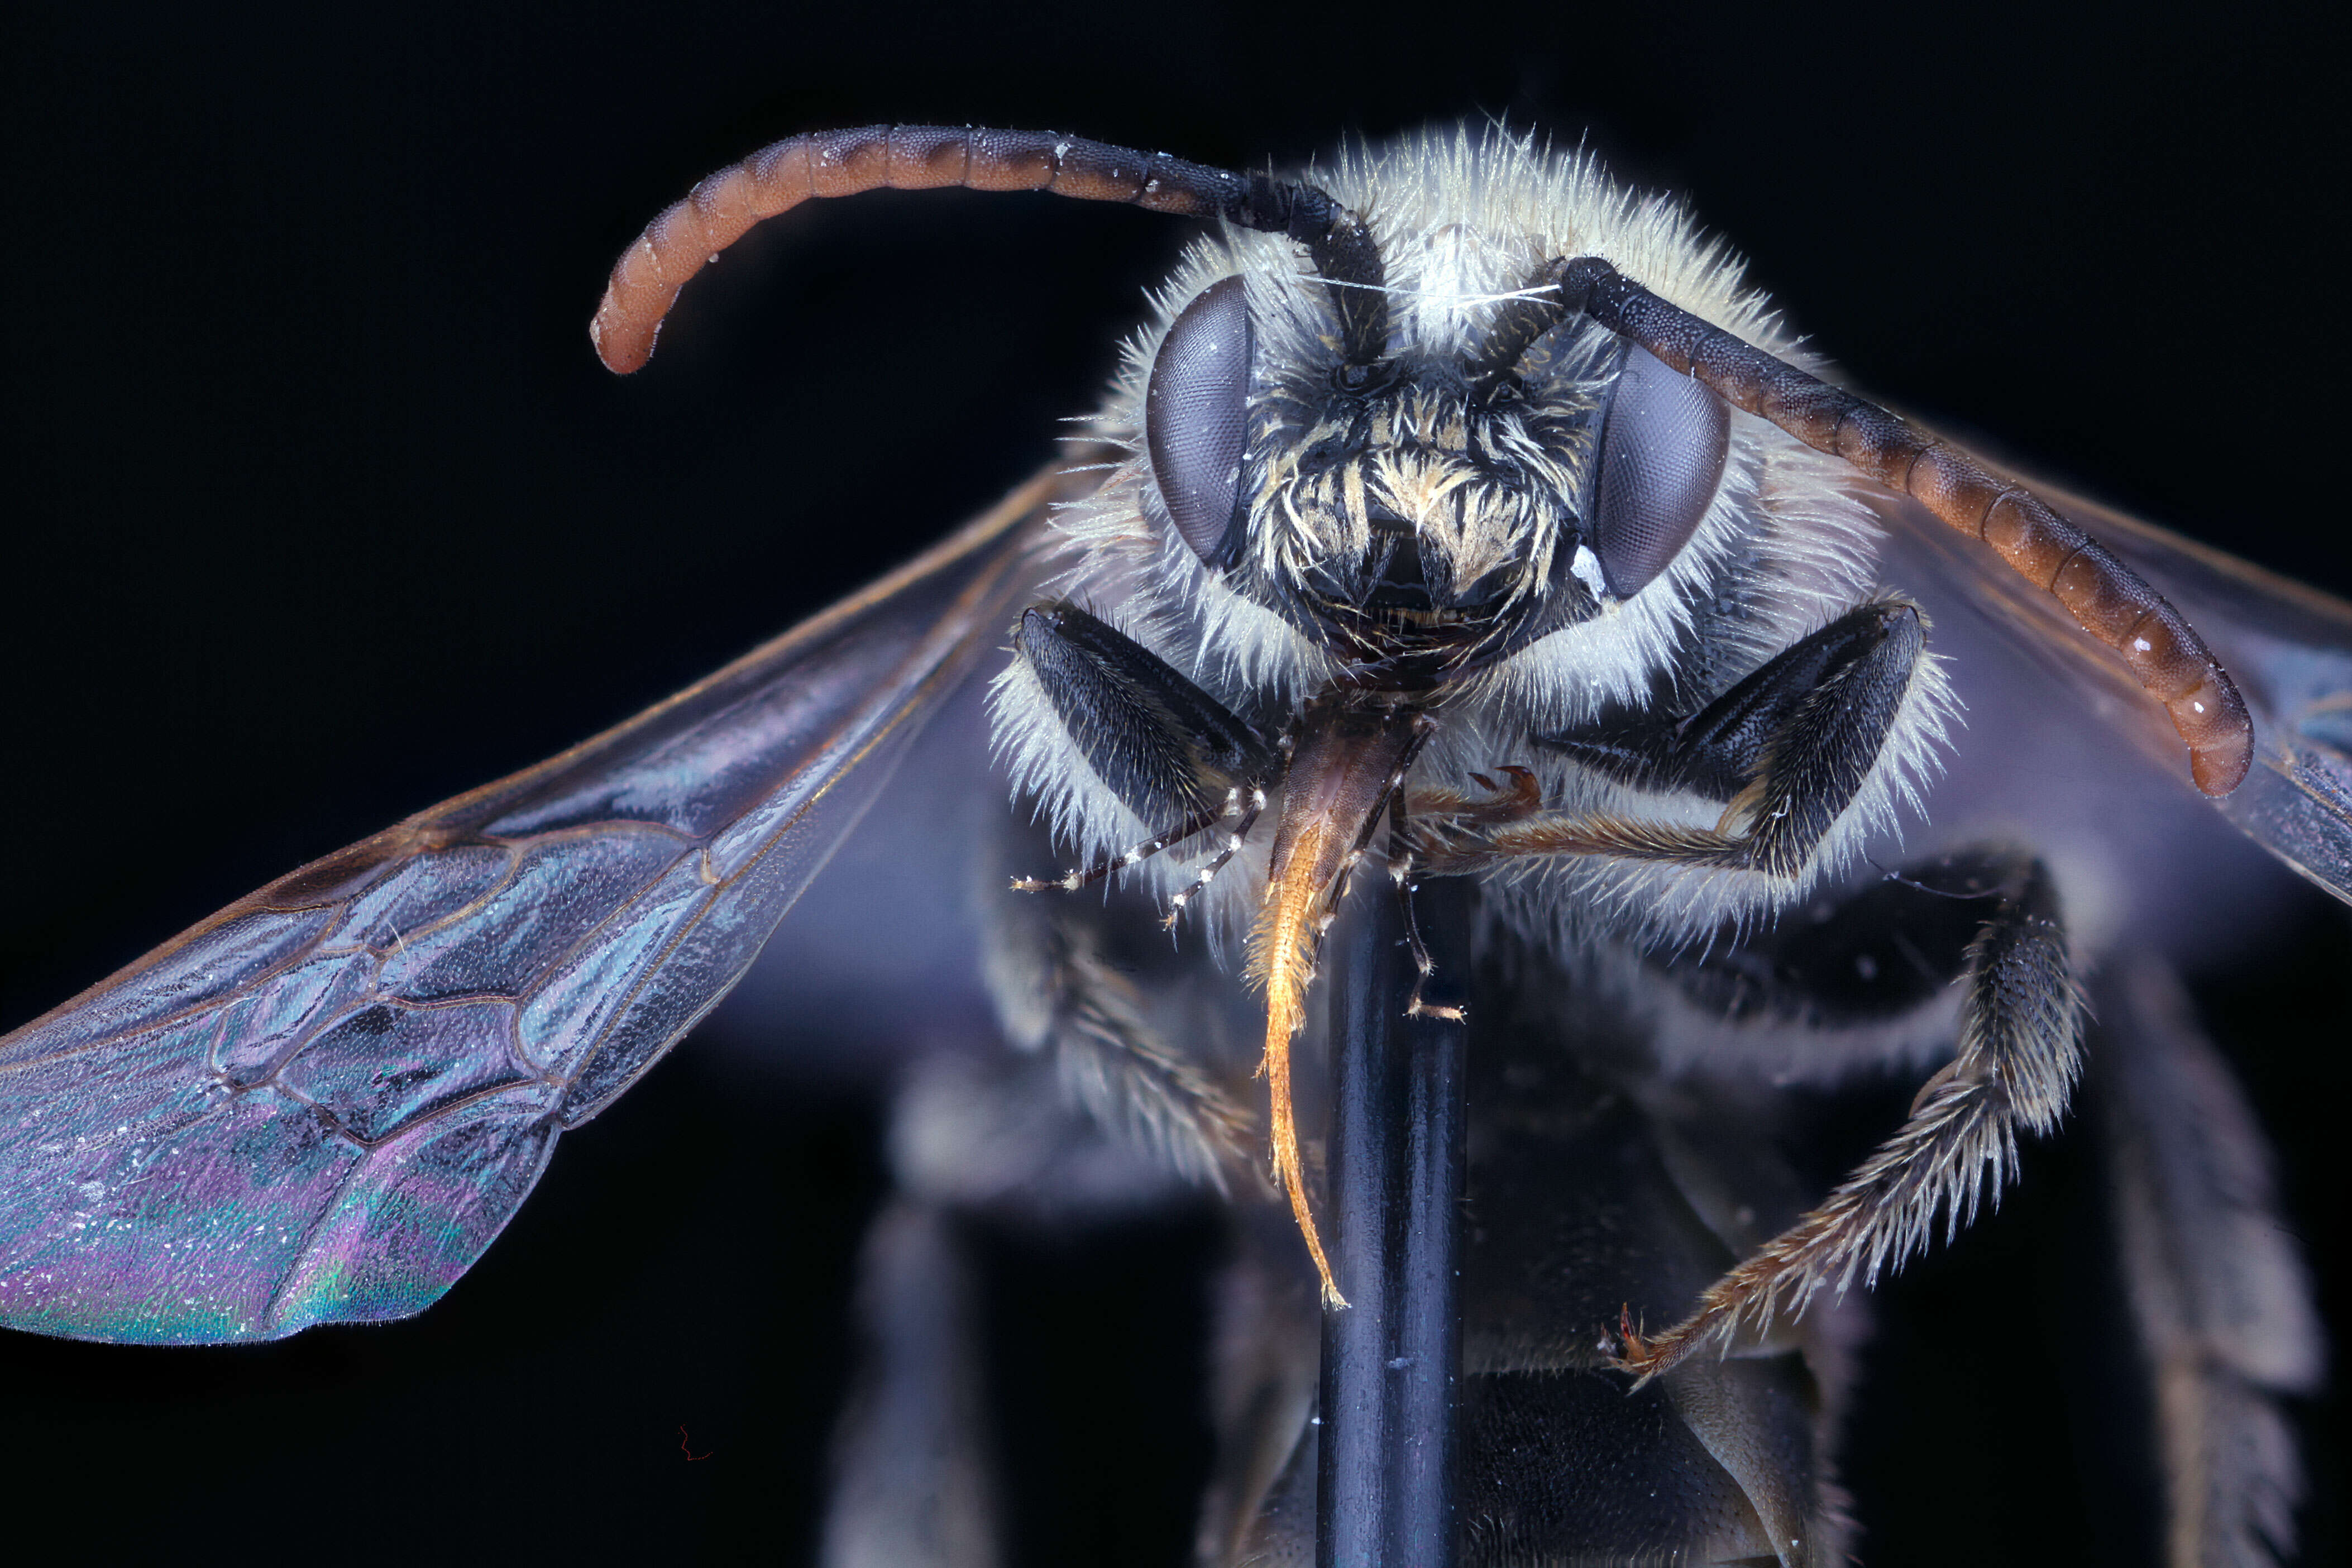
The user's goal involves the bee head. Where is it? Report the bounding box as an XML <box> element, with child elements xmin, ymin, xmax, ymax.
<box><xmin>1144</xmin><ymin>260</ymin><xmax>1729</xmax><ymax>678</ymax></box>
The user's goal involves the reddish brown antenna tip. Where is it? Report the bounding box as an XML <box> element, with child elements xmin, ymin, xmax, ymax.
<box><xmin>590</xmin><ymin>235</ymin><xmax>668</xmax><ymax>375</ymax></box>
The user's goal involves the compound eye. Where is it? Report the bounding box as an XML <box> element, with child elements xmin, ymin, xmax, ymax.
<box><xmin>1590</xmin><ymin>345</ymin><xmax>1729</xmax><ymax>597</ymax></box>
<box><xmin>1146</xmin><ymin>276</ymin><xmax>1253</xmax><ymax>562</ymax></box>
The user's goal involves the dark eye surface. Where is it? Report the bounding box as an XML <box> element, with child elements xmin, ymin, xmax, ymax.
<box><xmin>1591</xmin><ymin>345</ymin><xmax>1729</xmax><ymax>597</ymax></box>
<box><xmin>1146</xmin><ymin>275</ymin><xmax>1253</xmax><ymax>562</ymax></box>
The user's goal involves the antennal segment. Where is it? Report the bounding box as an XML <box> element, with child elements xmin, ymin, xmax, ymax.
<box><xmin>590</xmin><ymin>124</ymin><xmax>1385</xmax><ymax>374</ymax></box>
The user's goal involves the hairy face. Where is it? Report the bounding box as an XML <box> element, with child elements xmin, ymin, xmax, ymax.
<box><xmin>1242</xmin><ymin>352</ymin><xmax>1596</xmax><ymax>662</ymax></box>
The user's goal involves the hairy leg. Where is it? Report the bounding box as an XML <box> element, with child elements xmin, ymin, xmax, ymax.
<box><xmin>1620</xmin><ymin>851</ymin><xmax>2079</xmax><ymax>1379</ymax></box>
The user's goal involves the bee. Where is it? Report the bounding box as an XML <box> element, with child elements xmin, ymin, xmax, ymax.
<box><xmin>1</xmin><ymin>122</ymin><xmax>2338</xmax><ymax>1565</ymax></box>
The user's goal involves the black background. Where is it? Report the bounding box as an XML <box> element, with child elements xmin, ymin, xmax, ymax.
<box><xmin>3</xmin><ymin>3</ymin><xmax>2343</xmax><ymax>1563</ymax></box>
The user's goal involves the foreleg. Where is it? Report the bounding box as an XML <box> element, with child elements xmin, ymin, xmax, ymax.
<box><xmin>1003</xmin><ymin>603</ymin><xmax>1279</xmax><ymax>903</ymax></box>
<box><xmin>1436</xmin><ymin>601</ymin><xmax>1927</xmax><ymax>879</ymax></box>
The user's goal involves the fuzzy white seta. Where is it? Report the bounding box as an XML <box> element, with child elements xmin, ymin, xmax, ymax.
<box><xmin>987</xmin><ymin>122</ymin><xmax>1956</xmax><ymax>953</ymax></box>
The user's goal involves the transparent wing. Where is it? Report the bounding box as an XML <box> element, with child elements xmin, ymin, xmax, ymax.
<box><xmin>1870</xmin><ymin>472</ymin><xmax>2352</xmax><ymax>904</ymax></box>
<box><xmin>0</xmin><ymin>465</ymin><xmax>1077</xmax><ymax>1344</ymax></box>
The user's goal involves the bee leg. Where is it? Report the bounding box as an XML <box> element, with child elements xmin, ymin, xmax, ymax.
<box><xmin>1383</xmin><ymin>780</ymin><xmax>1462</xmax><ymax>1021</ymax></box>
<box><xmin>1699</xmin><ymin>601</ymin><xmax>1929</xmax><ymax>879</ymax></box>
<box><xmin>1006</xmin><ymin>600</ymin><xmax>1282</xmax><ymax>850</ymax></box>
<box><xmin>1160</xmin><ymin>784</ymin><xmax>1266</xmax><ymax>929</ymax></box>
<box><xmin>836</xmin><ymin>1012</ymin><xmax>1232</xmax><ymax>1568</ymax></box>
<box><xmin>1549</xmin><ymin>601</ymin><xmax>1920</xmax><ymax>797</ymax></box>
<box><xmin>820</xmin><ymin>1199</ymin><xmax>1001</xmax><ymax>1568</ymax></box>
<box><xmin>1621</xmin><ymin>850</ymin><xmax>2080</xmax><ymax>1380</ymax></box>
<box><xmin>1009</xmin><ymin>800</ymin><xmax>1225</xmax><ymax>893</ymax></box>
<box><xmin>1480</xmin><ymin>602</ymin><xmax>1928</xmax><ymax>876</ymax></box>
<box><xmin>987</xmin><ymin>823</ymin><xmax>1256</xmax><ymax>1189</ymax></box>
<box><xmin>2091</xmin><ymin>957</ymin><xmax>2321</xmax><ymax>1568</ymax></box>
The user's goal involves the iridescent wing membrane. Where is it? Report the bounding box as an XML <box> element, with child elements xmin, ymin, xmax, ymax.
<box><xmin>0</xmin><ymin>469</ymin><xmax>1072</xmax><ymax>1344</ymax></box>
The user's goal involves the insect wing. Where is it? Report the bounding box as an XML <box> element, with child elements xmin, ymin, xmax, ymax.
<box><xmin>1867</xmin><ymin>470</ymin><xmax>2352</xmax><ymax>907</ymax></box>
<box><xmin>0</xmin><ymin>468</ymin><xmax>1068</xmax><ymax>1345</ymax></box>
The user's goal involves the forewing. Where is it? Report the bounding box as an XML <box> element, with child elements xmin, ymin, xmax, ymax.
<box><xmin>0</xmin><ymin>465</ymin><xmax>1078</xmax><ymax>1344</ymax></box>
<box><xmin>1867</xmin><ymin>470</ymin><xmax>2352</xmax><ymax>906</ymax></box>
